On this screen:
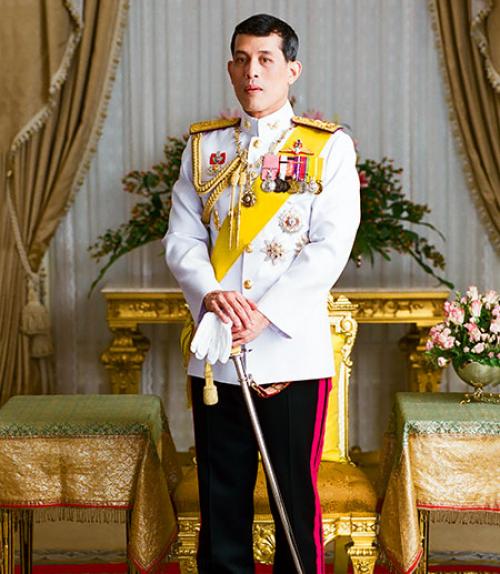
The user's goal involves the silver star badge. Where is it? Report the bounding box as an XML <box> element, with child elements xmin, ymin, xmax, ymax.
<box><xmin>262</xmin><ymin>239</ymin><xmax>287</xmax><ymax>265</ymax></box>
<box><xmin>279</xmin><ymin>209</ymin><xmax>302</xmax><ymax>234</ymax></box>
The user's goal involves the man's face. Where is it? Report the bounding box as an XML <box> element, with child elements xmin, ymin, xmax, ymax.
<box><xmin>228</xmin><ymin>33</ymin><xmax>301</xmax><ymax>119</ymax></box>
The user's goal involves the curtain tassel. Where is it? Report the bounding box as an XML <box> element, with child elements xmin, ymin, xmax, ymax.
<box><xmin>21</xmin><ymin>281</ymin><xmax>54</xmax><ymax>358</ymax></box>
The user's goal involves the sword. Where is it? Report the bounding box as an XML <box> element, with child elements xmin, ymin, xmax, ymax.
<box><xmin>230</xmin><ymin>347</ymin><xmax>305</xmax><ymax>574</ymax></box>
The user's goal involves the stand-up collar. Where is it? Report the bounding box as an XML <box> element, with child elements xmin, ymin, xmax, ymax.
<box><xmin>240</xmin><ymin>101</ymin><xmax>294</xmax><ymax>140</ymax></box>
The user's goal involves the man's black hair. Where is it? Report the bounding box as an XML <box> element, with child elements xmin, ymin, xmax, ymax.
<box><xmin>230</xmin><ymin>14</ymin><xmax>299</xmax><ymax>62</ymax></box>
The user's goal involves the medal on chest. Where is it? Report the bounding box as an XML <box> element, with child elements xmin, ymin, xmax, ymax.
<box><xmin>259</xmin><ymin>138</ymin><xmax>324</xmax><ymax>195</ymax></box>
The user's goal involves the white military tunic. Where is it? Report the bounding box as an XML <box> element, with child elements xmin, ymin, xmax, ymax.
<box><xmin>163</xmin><ymin>101</ymin><xmax>360</xmax><ymax>385</ymax></box>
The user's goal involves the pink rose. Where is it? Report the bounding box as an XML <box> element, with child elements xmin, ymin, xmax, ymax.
<box><xmin>470</xmin><ymin>299</ymin><xmax>483</xmax><ymax>317</ymax></box>
<box><xmin>429</xmin><ymin>324</ymin><xmax>444</xmax><ymax>344</ymax></box>
<box><xmin>444</xmin><ymin>301</ymin><xmax>465</xmax><ymax>325</ymax></box>
<box><xmin>430</xmin><ymin>323</ymin><xmax>444</xmax><ymax>334</ymax></box>
<box><xmin>435</xmin><ymin>328</ymin><xmax>455</xmax><ymax>349</ymax></box>
<box><xmin>437</xmin><ymin>357</ymin><xmax>448</xmax><ymax>367</ymax></box>
<box><xmin>471</xmin><ymin>342</ymin><xmax>485</xmax><ymax>354</ymax></box>
<box><xmin>488</xmin><ymin>352</ymin><xmax>495</xmax><ymax>358</ymax></box>
<box><xmin>443</xmin><ymin>337</ymin><xmax>455</xmax><ymax>349</ymax></box>
<box><xmin>425</xmin><ymin>340</ymin><xmax>434</xmax><ymax>351</ymax></box>
<box><xmin>492</xmin><ymin>305</ymin><xmax>500</xmax><ymax>317</ymax></box>
<box><xmin>465</xmin><ymin>322</ymin><xmax>482</xmax><ymax>342</ymax></box>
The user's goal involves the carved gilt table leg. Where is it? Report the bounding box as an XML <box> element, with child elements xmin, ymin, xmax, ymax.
<box><xmin>174</xmin><ymin>516</ymin><xmax>199</xmax><ymax>574</ymax></box>
<box><xmin>347</xmin><ymin>517</ymin><xmax>378</xmax><ymax>574</ymax></box>
<box><xmin>19</xmin><ymin>510</ymin><xmax>33</xmax><ymax>574</ymax></box>
<box><xmin>0</xmin><ymin>510</ymin><xmax>14</xmax><ymax>574</ymax></box>
<box><xmin>101</xmin><ymin>328</ymin><xmax>150</xmax><ymax>394</ymax></box>
<box><xmin>399</xmin><ymin>325</ymin><xmax>442</xmax><ymax>393</ymax></box>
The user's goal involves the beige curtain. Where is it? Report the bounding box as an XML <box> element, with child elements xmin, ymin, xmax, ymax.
<box><xmin>429</xmin><ymin>0</ymin><xmax>500</xmax><ymax>253</ymax></box>
<box><xmin>0</xmin><ymin>0</ymin><xmax>129</xmax><ymax>404</ymax></box>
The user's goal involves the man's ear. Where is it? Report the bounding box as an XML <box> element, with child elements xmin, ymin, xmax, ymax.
<box><xmin>288</xmin><ymin>60</ymin><xmax>302</xmax><ymax>86</ymax></box>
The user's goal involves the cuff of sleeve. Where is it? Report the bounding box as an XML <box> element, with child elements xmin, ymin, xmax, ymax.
<box><xmin>185</xmin><ymin>281</ymin><xmax>223</xmax><ymax>325</ymax></box>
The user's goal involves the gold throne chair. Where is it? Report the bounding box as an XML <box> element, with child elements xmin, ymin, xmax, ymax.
<box><xmin>170</xmin><ymin>295</ymin><xmax>378</xmax><ymax>573</ymax></box>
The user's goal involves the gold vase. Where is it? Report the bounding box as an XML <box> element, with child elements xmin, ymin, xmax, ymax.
<box><xmin>456</xmin><ymin>362</ymin><xmax>500</xmax><ymax>404</ymax></box>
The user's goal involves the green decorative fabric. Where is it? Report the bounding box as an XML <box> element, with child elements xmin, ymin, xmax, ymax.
<box><xmin>379</xmin><ymin>392</ymin><xmax>500</xmax><ymax>574</ymax></box>
<box><xmin>0</xmin><ymin>395</ymin><xmax>167</xmax><ymax>445</ymax></box>
<box><xmin>391</xmin><ymin>392</ymin><xmax>500</xmax><ymax>451</ymax></box>
<box><xmin>0</xmin><ymin>394</ymin><xmax>180</xmax><ymax>572</ymax></box>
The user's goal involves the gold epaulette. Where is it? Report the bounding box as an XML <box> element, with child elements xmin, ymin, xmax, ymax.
<box><xmin>189</xmin><ymin>117</ymin><xmax>241</xmax><ymax>135</ymax></box>
<box><xmin>292</xmin><ymin>116</ymin><xmax>343</xmax><ymax>134</ymax></box>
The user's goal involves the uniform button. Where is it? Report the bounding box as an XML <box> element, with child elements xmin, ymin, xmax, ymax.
<box><xmin>243</xmin><ymin>119</ymin><xmax>251</xmax><ymax>130</ymax></box>
<box><xmin>243</xmin><ymin>279</ymin><xmax>253</xmax><ymax>290</ymax></box>
<box><xmin>244</xmin><ymin>243</ymin><xmax>253</xmax><ymax>253</ymax></box>
<box><xmin>252</xmin><ymin>139</ymin><xmax>262</xmax><ymax>149</ymax></box>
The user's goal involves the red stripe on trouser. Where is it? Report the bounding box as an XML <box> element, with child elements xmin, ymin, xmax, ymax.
<box><xmin>309</xmin><ymin>378</ymin><xmax>331</xmax><ymax>574</ymax></box>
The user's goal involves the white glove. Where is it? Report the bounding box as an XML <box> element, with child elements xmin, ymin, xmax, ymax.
<box><xmin>190</xmin><ymin>312</ymin><xmax>232</xmax><ymax>365</ymax></box>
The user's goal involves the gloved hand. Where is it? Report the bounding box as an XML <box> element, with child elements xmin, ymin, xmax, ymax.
<box><xmin>190</xmin><ymin>312</ymin><xmax>232</xmax><ymax>365</ymax></box>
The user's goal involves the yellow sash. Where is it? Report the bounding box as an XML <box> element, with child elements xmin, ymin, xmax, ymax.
<box><xmin>210</xmin><ymin>125</ymin><xmax>331</xmax><ymax>281</ymax></box>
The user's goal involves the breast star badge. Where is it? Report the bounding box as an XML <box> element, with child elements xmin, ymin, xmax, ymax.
<box><xmin>262</xmin><ymin>239</ymin><xmax>287</xmax><ymax>265</ymax></box>
<box><xmin>279</xmin><ymin>209</ymin><xmax>302</xmax><ymax>234</ymax></box>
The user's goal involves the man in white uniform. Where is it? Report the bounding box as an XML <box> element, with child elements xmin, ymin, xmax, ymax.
<box><xmin>164</xmin><ymin>14</ymin><xmax>360</xmax><ymax>574</ymax></box>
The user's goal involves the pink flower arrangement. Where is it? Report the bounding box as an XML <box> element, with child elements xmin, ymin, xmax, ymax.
<box><xmin>426</xmin><ymin>286</ymin><xmax>500</xmax><ymax>369</ymax></box>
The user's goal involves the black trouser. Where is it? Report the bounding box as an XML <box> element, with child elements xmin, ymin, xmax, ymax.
<box><xmin>191</xmin><ymin>377</ymin><xmax>331</xmax><ymax>574</ymax></box>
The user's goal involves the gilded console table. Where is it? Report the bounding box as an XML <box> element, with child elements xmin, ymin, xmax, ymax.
<box><xmin>101</xmin><ymin>288</ymin><xmax>448</xmax><ymax>394</ymax></box>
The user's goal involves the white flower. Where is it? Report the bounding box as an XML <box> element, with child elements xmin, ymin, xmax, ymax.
<box><xmin>467</xmin><ymin>285</ymin><xmax>479</xmax><ymax>300</ymax></box>
<box><xmin>483</xmin><ymin>290</ymin><xmax>498</xmax><ymax>307</ymax></box>
<box><xmin>470</xmin><ymin>299</ymin><xmax>483</xmax><ymax>317</ymax></box>
<box><xmin>471</xmin><ymin>342</ymin><xmax>485</xmax><ymax>354</ymax></box>
<box><xmin>437</xmin><ymin>357</ymin><xmax>448</xmax><ymax>368</ymax></box>
<box><xmin>490</xmin><ymin>318</ymin><xmax>500</xmax><ymax>334</ymax></box>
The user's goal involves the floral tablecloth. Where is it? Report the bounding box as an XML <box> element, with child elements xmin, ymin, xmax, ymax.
<box><xmin>378</xmin><ymin>392</ymin><xmax>500</xmax><ymax>574</ymax></box>
<box><xmin>0</xmin><ymin>394</ymin><xmax>182</xmax><ymax>573</ymax></box>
